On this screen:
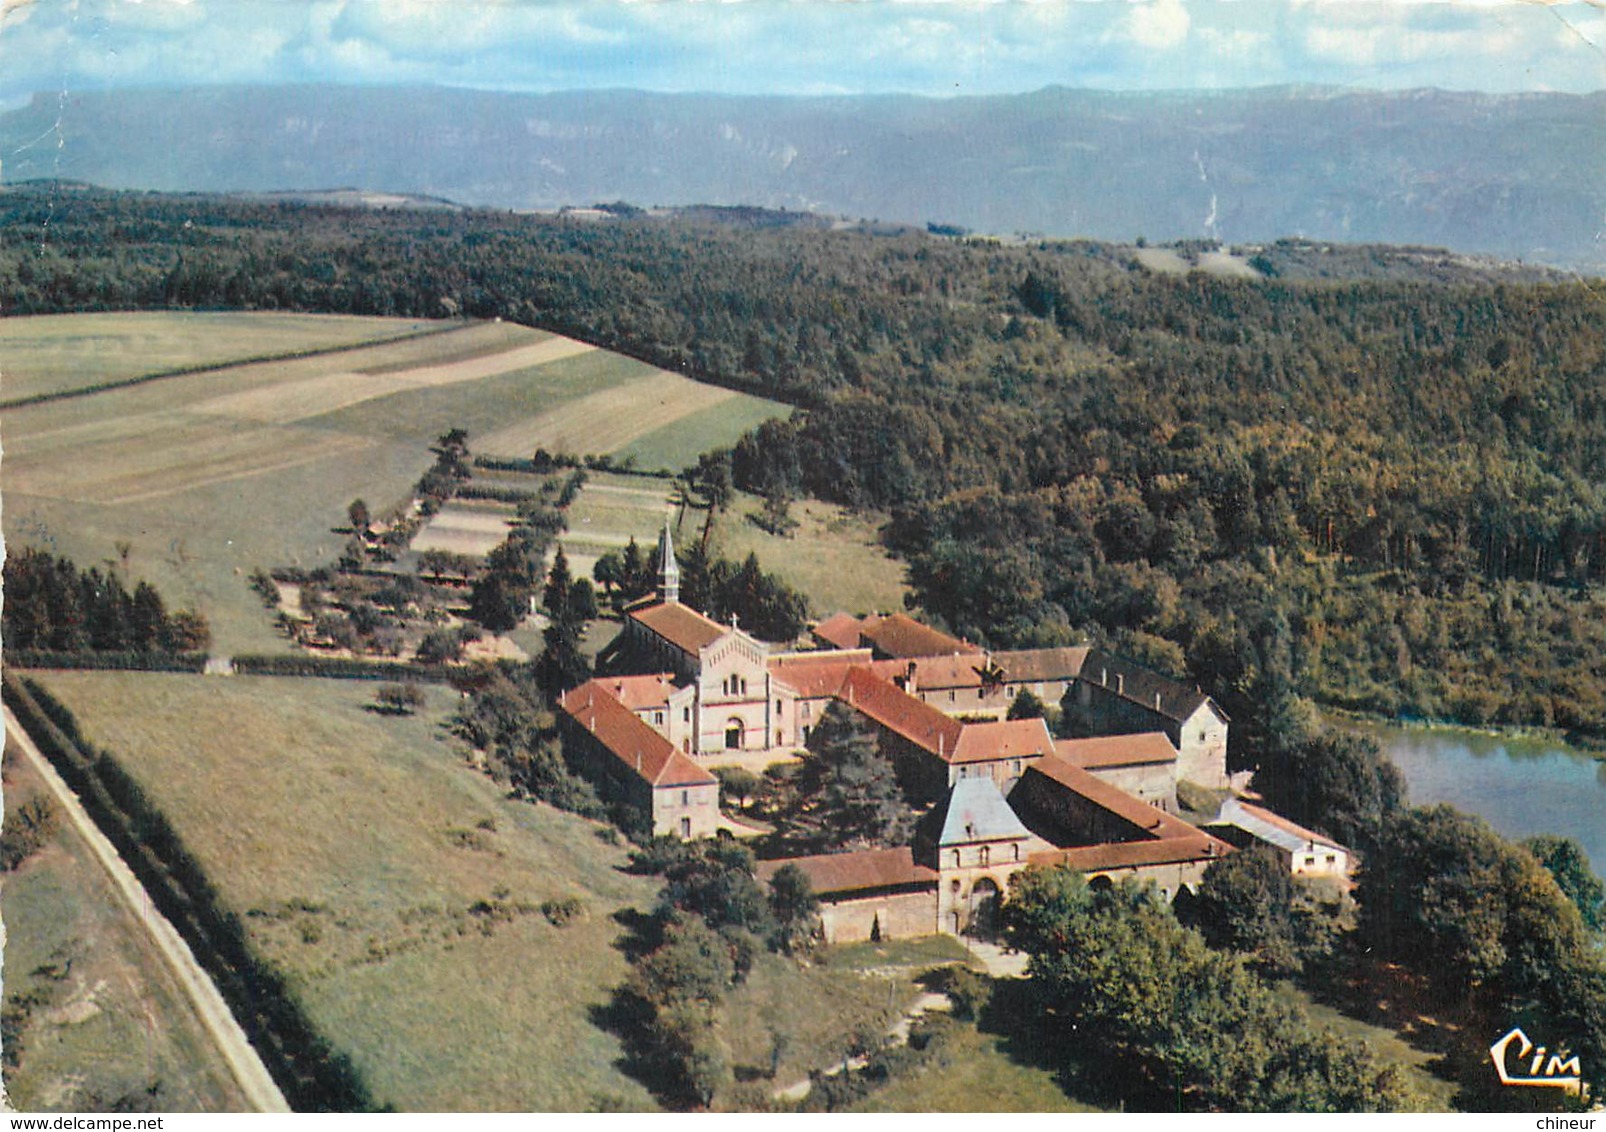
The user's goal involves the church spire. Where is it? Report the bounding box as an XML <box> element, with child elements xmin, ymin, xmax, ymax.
<box><xmin>658</xmin><ymin>518</ymin><xmax>680</xmax><ymax>604</ymax></box>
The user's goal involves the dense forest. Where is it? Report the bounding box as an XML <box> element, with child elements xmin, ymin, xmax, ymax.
<box><xmin>6</xmin><ymin>185</ymin><xmax>1606</xmax><ymax>763</ymax></box>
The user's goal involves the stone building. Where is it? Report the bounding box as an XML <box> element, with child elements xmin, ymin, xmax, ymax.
<box><xmin>558</xmin><ymin>680</ymin><xmax>720</xmax><ymax>838</ymax></box>
<box><xmin>1208</xmin><ymin>798</ymin><xmax>1352</xmax><ymax>880</ymax></box>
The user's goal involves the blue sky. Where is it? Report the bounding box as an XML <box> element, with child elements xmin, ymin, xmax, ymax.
<box><xmin>0</xmin><ymin>0</ymin><xmax>1601</xmax><ymax>106</ymax></box>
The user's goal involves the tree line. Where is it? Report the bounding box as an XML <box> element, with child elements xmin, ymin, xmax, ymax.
<box><xmin>2</xmin><ymin>547</ymin><xmax>211</xmax><ymax>656</ymax></box>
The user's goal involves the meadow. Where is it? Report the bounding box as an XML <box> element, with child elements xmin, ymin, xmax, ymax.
<box><xmin>0</xmin><ymin>313</ymin><xmax>790</xmax><ymax>654</ymax></box>
<box><xmin>710</xmin><ymin>491</ymin><xmax>909</xmax><ymax>618</ymax></box>
<box><xmin>30</xmin><ymin>671</ymin><xmax>663</xmax><ymax>1112</ymax></box>
<box><xmin>1</xmin><ymin>738</ymin><xmax>250</xmax><ymax>1112</ymax></box>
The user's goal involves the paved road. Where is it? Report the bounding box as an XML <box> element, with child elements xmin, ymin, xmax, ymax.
<box><xmin>4</xmin><ymin>707</ymin><xmax>292</xmax><ymax>1113</ymax></box>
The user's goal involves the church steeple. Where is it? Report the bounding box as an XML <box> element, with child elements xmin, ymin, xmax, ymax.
<box><xmin>657</xmin><ymin>518</ymin><xmax>680</xmax><ymax>604</ymax></box>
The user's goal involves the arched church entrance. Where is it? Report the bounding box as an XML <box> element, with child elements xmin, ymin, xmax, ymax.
<box><xmin>967</xmin><ymin>877</ymin><xmax>1002</xmax><ymax>939</ymax></box>
<box><xmin>725</xmin><ymin>718</ymin><xmax>744</xmax><ymax>750</ymax></box>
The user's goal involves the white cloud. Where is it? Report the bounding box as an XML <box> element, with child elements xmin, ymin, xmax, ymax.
<box><xmin>1128</xmin><ymin>0</ymin><xmax>1191</xmax><ymax>48</ymax></box>
<box><xmin>1197</xmin><ymin>25</ymin><xmax>1268</xmax><ymax>54</ymax></box>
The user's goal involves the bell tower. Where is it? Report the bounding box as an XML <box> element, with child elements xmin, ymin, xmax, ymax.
<box><xmin>657</xmin><ymin>519</ymin><xmax>680</xmax><ymax>604</ymax></box>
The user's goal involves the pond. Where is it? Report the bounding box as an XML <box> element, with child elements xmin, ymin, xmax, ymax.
<box><xmin>1336</xmin><ymin>717</ymin><xmax>1606</xmax><ymax>870</ymax></box>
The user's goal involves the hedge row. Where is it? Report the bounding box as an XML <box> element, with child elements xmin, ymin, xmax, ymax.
<box><xmin>455</xmin><ymin>483</ymin><xmax>545</xmax><ymax>504</ymax></box>
<box><xmin>231</xmin><ymin>654</ymin><xmax>456</xmax><ymax>682</ymax></box>
<box><xmin>3</xmin><ymin>649</ymin><xmax>209</xmax><ymax>673</ymax></box>
<box><xmin>2</xmin><ymin>674</ymin><xmax>379</xmax><ymax>1111</ymax></box>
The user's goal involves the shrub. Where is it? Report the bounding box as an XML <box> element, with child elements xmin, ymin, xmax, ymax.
<box><xmin>541</xmin><ymin>896</ymin><xmax>587</xmax><ymax>926</ymax></box>
<box><xmin>0</xmin><ymin>796</ymin><xmax>60</xmax><ymax>872</ymax></box>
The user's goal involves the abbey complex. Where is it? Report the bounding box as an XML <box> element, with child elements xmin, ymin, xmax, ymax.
<box><xmin>560</xmin><ymin>525</ymin><xmax>1347</xmax><ymax>941</ymax></box>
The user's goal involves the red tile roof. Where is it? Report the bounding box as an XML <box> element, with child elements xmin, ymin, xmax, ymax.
<box><xmin>812</xmin><ymin>613</ymin><xmax>866</xmax><ymax>652</ymax></box>
<box><xmin>756</xmin><ymin>847</ymin><xmax>938</xmax><ymax>896</ymax></box>
<box><xmin>604</xmin><ymin>673</ymin><xmax>680</xmax><ymax>712</ymax></box>
<box><xmin>868</xmin><ymin>654</ymin><xmax>988</xmax><ymax>693</ymax></box>
<box><xmin>951</xmin><ymin>718</ymin><xmax>1056</xmax><ymax>765</ymax></box>
<box><xmin>1029</xmin><ymin>835</ymin><xmax>1229</xmax><ymax>873</ymax></box>
<box><xmin>1021</xmin><ymin>754</ymin><xmax>1231</xmax><ymax>870</ymax></box>
<box><xmin>1053</xmin><ymin>732</ymin><xmax>1178</xmax><ymax>770</ymax></box>
<box><xmin>992</xmin><ymin>647</ymin><xmax>1092</xmax><ymax>684</ymax></box>
<box><xmin>860</xmin><ymin>613</ymin><xmax>981</xmax><ymax>659</ymax></box>
<box><xmin>837</xmin><ymin>667</ymin><xmax>964</xmax><ymax>758</ymax></box>
<box><xmin>629</xmin><ymin>600</ymin><xmax>728</xmax><ymax>656</ymax></box>
<box><xmin>767</xmin><ymin>650</ymin><xmax>875</xmax><ymax>698</ymax></box>
<box><xmin>560</xmin><ymin>681</ymin><xmax>717</xmax><ymax>789</ymax></box>
<box><xmin>1025</xmin><ymin>755</ymin><xmax>1201</xmax><ymax>843</ymax></box>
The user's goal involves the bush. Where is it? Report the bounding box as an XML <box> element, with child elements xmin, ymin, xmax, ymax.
<box><xmin>926</xmin><ymin>964</ymin><xmax>991</xmax><ymax>1020</ymax></box>
<box><xmin>0</xmin><ymin>796</ymin><xmax>59</xmax><ymax>872</ymax></box>
<box><xmin>374</xmin><ymin>682</ymin><xmax>426</xmax><ymax>715</ymax></box>
<box><xmin>541</xmin><ymin>896</ymin><xmax>587</xmax><ymax>926</ymax></box>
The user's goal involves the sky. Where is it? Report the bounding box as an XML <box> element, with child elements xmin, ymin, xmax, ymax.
<box><xmin>0</xmin><ymin>0</ymin><xmax>1602</xmax><ymax>107</ymax></box>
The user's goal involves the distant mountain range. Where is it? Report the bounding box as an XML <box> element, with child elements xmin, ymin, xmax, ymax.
<box><xmin>3</xmin><ymin>84</ymin><xmax>1601</xmax><ymax>270</ymax></box>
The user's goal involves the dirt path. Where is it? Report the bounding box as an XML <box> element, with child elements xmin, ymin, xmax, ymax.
<box><xmin>4</xmin><ymin>707</ymin><xmax>292</xmax><ymax>1113</ymax></box>
<box><xmin>772</xmin><ymin>989</ymin><xmax>954</xmax><ymax>1102</ymax></box>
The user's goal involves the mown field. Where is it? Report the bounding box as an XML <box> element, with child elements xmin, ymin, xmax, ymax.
<box><xmin>1</xmin><ymin>738</ymin><xmax>250</xmax><ymax>1112</ymax></box>
<box><xmin>0</xmin><ymin>311</ymin><xmax>436</xmax><ymax>403</ymax></box>
<box><xmin>0</xmin><ymin>313</ymin><xmax>790</xmax><ymax>654</ymax></box>
<box><xmin>31</xmin><ymin>671</ymin><xmax>663</xmax><ymax>1112</ymax></box>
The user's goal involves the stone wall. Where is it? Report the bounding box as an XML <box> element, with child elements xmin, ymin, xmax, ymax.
<box><xmin>818</xmin><ymin>888</ymin><xmax>939</xmax><ymax>943</ymax></box>
<box><xmin>1086</xmin><ymin>761</ymin><xmax>1178</xmax><ymax>813</ymax></box>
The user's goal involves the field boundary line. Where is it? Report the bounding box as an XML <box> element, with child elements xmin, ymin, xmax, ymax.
<box><xmin>0</xmin><ymin>319</ymin><xmax>466</xmax><ymax>411</ymax></box>
<box><xmin>3</xmin><ymin>705</ymin><xmax>292</xmax><ymax>1113</ymax></box>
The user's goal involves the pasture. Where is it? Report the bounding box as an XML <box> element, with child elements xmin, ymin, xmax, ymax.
<box><xmin>1</xmin><ymin>738</ymin><xmax>250</xmax><ymax>1112</ymax></box>
<box><xmin>0</xmin><ymin>314</ymin><xmax>790</xmax><ymax>654</ymax></box>
<box><xmin>30</xmin><ymin>671</ymin><xmax>663</xmax><ymax>1112</ymax></box>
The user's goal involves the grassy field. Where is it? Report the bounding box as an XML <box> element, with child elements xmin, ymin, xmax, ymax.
<box><xmin>0</xmin><ymin>312</ymin><xmax>435</xmax><ymax>402</ymax></box>
<box><xmin>0</xmin><ymin>314</ymin><xmax>789</xmax><ymax>655</ymax></box>
<box><xmin>30</xmin><ymin>671</ymin><xmax>664</xmax><ymax>1112</ymax></box>
<box><xmin>612</xmin><ymin>393</ymin><xmax>791</xmax><ymax>474</ymax></box>
<box><xmin>710</xmin><ymin>491</ymin><xmax>909</xmax><ymax>618</ymax></box>
<box><xmin>850</xmin><ymin>1022</ymin><xmax>1102</xmax><ymax>1113</ymax></box>
<box><xmin>1</xmin><ymin>739</ymin><xmax>251</xmax><ymax>1112</ymax></box>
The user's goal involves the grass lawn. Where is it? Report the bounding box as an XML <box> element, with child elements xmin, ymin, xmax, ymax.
<box><xmin>823</xmin><ymin>936</ymin><xmax>973</xmax><ymax>974</ymax></box>
<box><xmin>850</xmin><ymin>1021</ymin><xmax>1103</xmax><ymax>1113</ymax></box>
<box><xmin>30</xmin><ymin>671</ymin><xmax>664</xmax><ymax>1112</ymax></box>
<box><xmin>0</xmin><ymin>312</ymin><xmax>436</xmax><ymax>403</ymax></box>
<box><xmin>710</xmin><ymin>491</ymin><xmax>909</xmax><ymax>618</ymax></box>
<box><xmin>612</xmin><ymin>394</ymin><xmax>791</xmax><ymax>474</ymax></box>
<box><xmin>1</xmin><ymin>739</ymin><xmax>251</xmax><ymax>1112</ymax></box>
